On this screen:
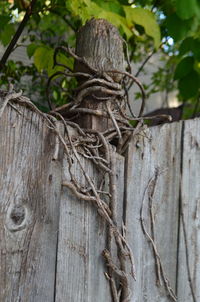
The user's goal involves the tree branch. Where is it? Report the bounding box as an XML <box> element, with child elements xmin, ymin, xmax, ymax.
<box><xmin>0</xmin><ymin>0</ymin><xmax>37</xmax><ymax>70</ymax></box>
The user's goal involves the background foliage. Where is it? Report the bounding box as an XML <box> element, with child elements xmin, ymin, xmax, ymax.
<box><xmin>0</xmin><ymin>0</ymin><xmax>200</xmax><ymax>117</ymax></box>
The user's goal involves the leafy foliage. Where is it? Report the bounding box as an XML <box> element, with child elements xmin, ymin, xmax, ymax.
<box><xmin>124</xmin><ymin>7</ymin><xmax>160</xmax><ymax>48</ymax></box>
<box><xmin>0</xmin><ymin>0</ymin><xmax>199</xmax><ymax>117</ymax></box>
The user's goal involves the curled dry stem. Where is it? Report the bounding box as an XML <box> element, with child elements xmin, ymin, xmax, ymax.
<box><xmin>140</xmin><ymin>169</ymin><xmax>177</xmax><ymax>302</ymax></box>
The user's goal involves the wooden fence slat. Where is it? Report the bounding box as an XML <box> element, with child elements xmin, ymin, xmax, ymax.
<box><xmin>177</xmin><ymin>119</ymin><xmax>200</xmax><ymax>301</ymax></box>
<box><xmin>2</xmin><ymin>100</ymin><xmax>200</xmax><ymax>302</ymax></box>
<box><xmin>0</xmin><ymin>105</ymin><xmax>63</xmax><ymax>301</ymax></box>
<box><xmin>55</xmin><ymin>136</ymin><xmax>125</xmax><ymax>302</ymax></box>
<box><xmin>55</xmin><ymin>153</ymin><xmax>108</xmax><ymax>302</ymax></box>
<box><xmin>125</xmin><ymin>122</ymin><xmax>182</xmax><ymax>301</ymax></box>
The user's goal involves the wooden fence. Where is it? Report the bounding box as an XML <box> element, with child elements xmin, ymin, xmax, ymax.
<box><xmin>0</xmin><ymin>102</ymin><xmax>199</xmax><ymax>302</ymax></box>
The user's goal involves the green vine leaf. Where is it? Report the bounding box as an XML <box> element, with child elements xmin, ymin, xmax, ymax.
<box><xmin>33</xmin><ymin>45</ymin><xmax>74</xmax><ymax>76</ymax></box>
<box><xmin>178</xmin><ymin>70</ymin><xmax>199</xmax><ymax>99</ymax></box>
<box><xmin>179</xmin><ymin>37</ymin><xmax>195</xmax><ymax>55</ymax></box>
<box><xmin>67</xmin><ymin>0</ymin><xmax>95</xmax><ymax>23</ymax></box>
<box><xmin>98</xmin><ymin>10</ymin><xmax>132</xmax><ymax>38</ymax></box>
<box><xmin>67</xmin><ymin>0</ymin><xmax>132</xmax><ymax>38</ymax></box>
<box><xmin>175</xmin><ymin>0</ymin><xmax>199</xmax><ymax>20</ymax></box>
<box><xmin>27</xmin><ymin>43</ymin><xmax>38</xmax><ymax>58</ymax></box>
<box><xmin>174</xmin><ymin>56</ymin><xmax>194</xmax><ymax>80</ymax></box>
<box><xmin>123</xmin><ymin>6</ymin><xmax>161</xmax><ymax>48</ymax></box>
<box><xmin>34</xmin><ymin>46</ymin><xmax>53</xmax><ymax>73</ymax></box>
<box><xmin>165</xmin><ymin>13</ymin><xmax>192</xmax><ymax>41</ymax></box>
<box><xmin>0</xmin><ymin>23</ymin><xmax>15</xmax><ymax>46</ymax></box>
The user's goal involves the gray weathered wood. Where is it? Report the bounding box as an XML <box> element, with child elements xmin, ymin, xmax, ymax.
<box><xmin>0</xmin><ymin>103</ymin><xmax>63</xmax><ymax>302</ymax></box>
<box><xmin>125</xmin><ymin>122</ymin><xmax>182</xmax><ymax>301</ymax></box>
<box><xmin>2</xmin><ymin>98</ymin><xmax>200</xmax><ymax>302</ymax></box>
<box><xmin>55</xmin><ymin>139</ymin><xmax>124</xmax><ymax>302</ymax></box>
<box><xmin>177</xmin><ymin>119</ymin><xmax>200</xmax><ymax>301</ymax></box>
<box><xmin>74</xmin><ymin>18</ymin><xmax>125</xmax><ymax>131</ymax></box>
<box><xmin>75</xmin><ymin>19</ymin><xmax>125</xmax><ymax>79</ymax></box>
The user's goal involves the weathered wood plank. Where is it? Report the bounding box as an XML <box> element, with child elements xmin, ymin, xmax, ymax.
<box><xmin>55</xmin><ymin>140</ymin><xmax>125</xmax><ymax>301</ymax></box>
<box><xmin>177</xmin><ymin>118</ymin><xmax>200</xmax><ymax>301</ymax></box>
<box><xmin>3</xmin><ymin>98</ymin><xmax>200</xmax><ymax>302</ymax></box>
<box><xmin>0</xmin><ymin>103</ymin><xmax>63</xmax><ymax>302</ymax></box>
<box><xmin>125</xmin><ymin>122</ymin><xmax>182</xmax><ymax>301</ymax></box>
<box><xmin>73</xmin><ymin>19</ymin><xmax>125</xmax><ymax>131</ymax></box>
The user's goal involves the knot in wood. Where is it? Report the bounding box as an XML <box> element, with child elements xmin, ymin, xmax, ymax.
<box><xmin>6</xmin><ymin>203</ymin><xmax>29</xmax><ymax>232</ymax></box>
<box><xmin>10</xmin><ymin>204</ymin><xmax>25</xmax><ymax>225</ymax></box>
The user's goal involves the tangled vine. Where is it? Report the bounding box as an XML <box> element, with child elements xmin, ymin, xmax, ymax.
<box><xmin>46</xmin><ymin>45</ymin><xmax>146</xmax><ymax>302</ymax></box>
<box><xmin>0</xmin><ymin>44</ymin><xmax>180</xmax><ymax>302</ymax></box>
<box><xmin>47</xmin><ymin>45</ymin><xmax>176</xmax><ymax>301</ymax></box>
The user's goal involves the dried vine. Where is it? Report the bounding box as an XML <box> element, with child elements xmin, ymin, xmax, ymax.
<box><xmin>47</xmin><ymin>46</ymin><xmax>178</xmax><ymax>301</ymax></box>
<box><xmin>47</xmin><ymin>45</ymin><xmax>145</xmax><ymax>301</ymax></box>
<box><xmin>0</xmin><ymin>44</ymin><xmax>179</xmax><ymax>302</ymax></box>
<box><xmin>140</xmin><ymin>168</ymin><xmax>177</xmax><ymax>301</ymax></box>
<box><xmin>0</xmin><ymin>86</ymin><xmax>137</xmax><ymax>301</ymax></box>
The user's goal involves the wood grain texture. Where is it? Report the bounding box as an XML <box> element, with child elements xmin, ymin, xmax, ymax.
<box><xmin>55</xmin><ymin>140</ymin><xmax>125</xmax><ymax>302</ymax></box>
<box><xmin>74</xmin><ymin>19</ymin><xmax>125</xmax><ymax>131</ymax></box>
<box><xmin>124</xmin><ymin>122</ymin><xmax>182</xmax><ymax>302</ymax></box>
<box><xmin>177</xmin><ymin>118</ymin><xmax>200</xmax><ymax>301</ymax></box>
<box><xmin>2</xmin><ymin>98</ymin><xmax>200</xmax><ymax>302</ymax></box>
<box><xmin>0</xmin><ymin>103</ymin><xmax>63</xmax><ymax>302</ymax></box>
<box><xmin>75</xmin><ymin>19</ymin><xmax>125</xmax><ymax>81</ymax></box>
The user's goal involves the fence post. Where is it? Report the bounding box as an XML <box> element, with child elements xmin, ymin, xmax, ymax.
<box><xmin>74</xmin><ymin>18</ymin><xmax>125</xmax><ymax>131</ymax></box>
<box><xmin>0</xmin><ymin>102</ymin><xmax>63</xmax><ymax>301</ymax></box>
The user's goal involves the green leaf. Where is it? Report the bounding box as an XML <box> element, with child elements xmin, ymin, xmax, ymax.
<box><xmin>98</xmin><ymin>10</ymin><xmax>132</xmax><ymax>38</ymax></box>
<box><xmin>34</xmin><ymin>46</ymin><xmax>54</xmax><ymax>73</ymax></box>
<box><xmin>191</xmin><ymin>39</ymin><xmax>200</xmax><ymax>60</ymax></box>
<box><xmin>93</xmin><ymin>0</ymin><xmax>125</xmax><ymax>16</ymax></box>
<box><xmin>179</xmin><ymin>38</ymin><xmax>200</xmax><ymax>60</ymax></box>
<box><xmin>165</xmin><ymin>13</ymin><xmax>192</xmax><ymax>41</ymax></box>
<box><xmin>27</xmin><ymin>43</ymin><xmax>38</xmax><ymax>58</ymax></box>
<box><xmin>68</xmin><ymin>0</ymin><xmax>132</xmax><ymax>38</ymax></box>
<box><xmin>0</xmin><ymin>15</ymin><xmax>11</xmax><ymax>29</ymax></box>
<box><xmin>194</xmin><ymin>60</ymin><xmax>200</xmax><ymax>74</ymax></box>
<box><xmin>53</xmin><ymin>90</ymin><xmax>58</xmax><ymax>100</ymax></box>
<box><xmin>179</xmin><ymin>37</ymin><xmax>194</xmax><ymax>55</ymax></box>
<box><xmin>0</xmin><ymin>24</ymin><xmax>15</xmax><ymax>46</ymax></box>
<box><xmin>123</xmin><ymin>6</ymin><xmax>161</xmax><ymax>48</ymax></box>
<box><xmin>68</xmin><ymin>0</ymin><xmax>96</xmax><ymax>23</ymax></box>
<box><xmin>178</xmin><ymin>70</ymin><xmax>199</xmax><ymax>99</ymax></box>
<box><xmin>33</xmin><ymin>45</ymin><xmax>74</xmax><ymax>76</ymax></box>
<box><xmin>48</xmin><ymin>52</ymin><xmax>74</xmax><ymax>76</ymax></box>
<box><xmin>174</xmin><ymin>56</ymin><xmax>194</xmax><ymax>80</ymax></box>
<box><xmin>175</xmin><ymin>0</ymin><xmax>198</xmax><ymax>20</ymax></box>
